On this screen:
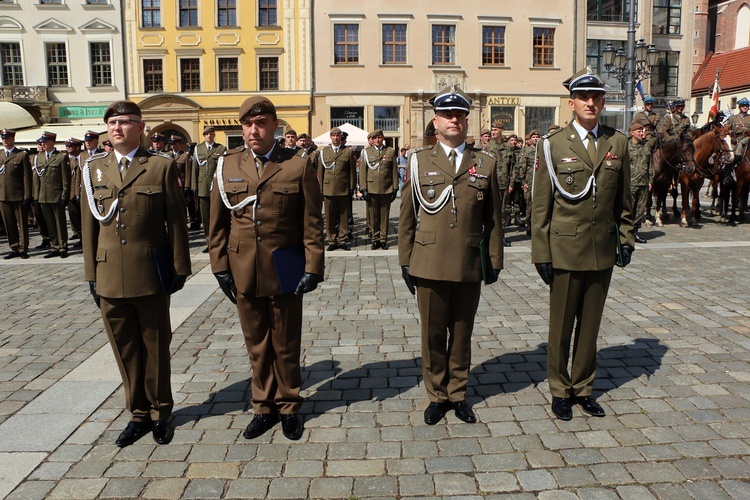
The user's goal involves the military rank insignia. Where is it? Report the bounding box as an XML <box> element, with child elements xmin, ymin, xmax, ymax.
<box><xmin>96</xmin><ymin>169</ymin><xmax>103</xmax><ymax>182</ymax></box>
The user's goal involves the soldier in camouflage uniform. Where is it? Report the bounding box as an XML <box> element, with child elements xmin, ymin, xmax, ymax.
<box><xmin>656</xmin><ymin>98</ymin><xmax>691</xmax><ymax>143</ymax></box>
<box><xmin>727</xmin><ymin>97</ymin><xmax>750</xmax><ymax>159</ymax></box>
<box><xmin>631</xmin><ymin>96</ymin><xmax>659</xmax><ymax>139</ymax></box>
<box><xmin>483</xmin><ymin>121</ymin><xmax>513</xmax><ymax>245</ymax></box>
<box><xmin>628</xmin><ymin>123</ymin><xmax>652</xmax><ymax>244</ymax></box>
<box><xmin>520</xmin><ymin>130</ymin><xmax>540</xmax><ymax>235</ymax></box>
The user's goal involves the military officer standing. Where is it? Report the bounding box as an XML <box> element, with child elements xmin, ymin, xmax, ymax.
<box><xmin>628</xmin><ymin>123</ymin><xmax>653</xmax><ymax>243</ymax></box>
<box><xmin>209</xmin><ymin>96</ymin><xmax>324</xmax><ymax>440</ymax></box>
<box><xmin>149</xmin><ymin>132</ymin><xmax>167</xmax><ymax>154</ymax></box>
<box><xmin>399</xmin><ymin>86</ymin><xmax>504</xmax><ymax>425</ymax></box>
<box><xmin>631</xmin><ymin>96</ymin><xmax>660</xmax><ymax>139</ymax></box>
<box><xmin>65</xmin><ymin>138</ymin><xmax>84</xmax><ymax>245</ymax></box>
<box><xmin>33</xmin><ymin>132</ymin><xmax>70</xmax><ymax>258</ymax></box>
<box><xmin>82</xmin><ymin>100</ymin><xmax>191</xmax><ymax>447</ymax></box>
<box><xmin>657</xmin><ymin>98</ymin><xmax>691</xmax><ymax>143</ymax></box>
<box><xmin>519</xmin><ymin>130</ymin><xmax>540</xmax><ymax>235</ymax></box>
<box><xmin>360</xmin><ymin>130</ymin><xmax>398</xmax><ymax>249</ymax></box>
<box><xmin>728</xmin><ymin>97</ymin><xmax>750</xmax><ymax>157</ymax></box>
<box><xmin>191</xmin><ymin>127</ymin><xmax>226</xmax><ymax>251</ymax></box>
<box><xmin>318</xmin><ymin>127</ymin><xmax>356</xmax><ymax>250</ymax></box>
<box><xmin>81</xmin><ymin>130</ymin><xmax>103</xmax><ymax>162</ymax></box>
<box><xmin>531</xmin><ymin>68</ymin><xmax>635</xmax><ymax>421</ymax></box>
<box><xmin>0</xmin><ymin>129</ymin><xmax>32</xmax><ymax>259</ymax></box>
<box><xmin>29</xmin><ymin>142</ymin><xmax>50</xmax><ymax>250</ymax></box>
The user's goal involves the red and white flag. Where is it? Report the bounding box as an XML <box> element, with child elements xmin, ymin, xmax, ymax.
<box><xmin>709</xmin><ymin>71</ymin><xmax>721</xmax><ymax>120</ymax></box>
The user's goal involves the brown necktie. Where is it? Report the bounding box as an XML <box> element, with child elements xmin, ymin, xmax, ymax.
<box><xmin>119</xmin><ymin>157</ymin><xmax>130</xmax><ymax>181</ymax></box>
<box><xmin>255</xmin><ymin>155</ymin><xmax>266</xmax><ymax>178</ymax></box>
<box><xmin>449</xmin><ymin>149</ymin><xmax>456</xmax><ymax>172</ymax></box>
<box><xmin>586</xmin><ymin>131</ymin><xmax>597</xmax><ymax>163</ymax></box>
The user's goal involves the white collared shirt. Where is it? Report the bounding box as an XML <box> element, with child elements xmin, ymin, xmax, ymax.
<box><xmin>572</xmin><ymin>120</ymin><xmax>600</xmax><ymax>151</ymax></box>
<box><xmin>437</xmin><ymin>141</ymin><xmax>467</xmax><ymax>173</ymax></box>
<box><xmin>114</xmin><ymin>148</ymin><xmax>138</xmax><ymax>169</ymax></box>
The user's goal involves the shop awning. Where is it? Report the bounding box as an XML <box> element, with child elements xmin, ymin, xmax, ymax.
<box><xmin>0</xmin><ymin>102</ymin><xmax>37</xmax><ymax>130</ymax></box>
<box><xmin>12</xmin><ymin>123</ymin><xmax>107</xmax><ymax>149</ymax></box>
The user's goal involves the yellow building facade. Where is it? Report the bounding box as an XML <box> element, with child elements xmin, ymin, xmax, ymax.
<box><xmin>124</xmin><ymin>0</ymin><xmax>312</xmax><ymax>148</ymax></box>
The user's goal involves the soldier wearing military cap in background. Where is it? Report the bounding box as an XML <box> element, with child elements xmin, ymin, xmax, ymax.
<box><xmin>657</xmin><ymin>97</ymin><xmax>691</xmax><ymax>143</ymax></box>
<box><xmin>33</xmin><ymin>131</ymin><xmax>70</xmax><ymax>258</ymax></box>
<box><xmin>283</xmin><ymin>128</ymin><xmax>302</xmax><ymax>155</ymax></box>
<box><xmin>483</xmin><ymin>121</ymin><xmax>513</xmax><ymax>243</ymax></box>
<box><xmin>82</xmin><ymin>100</ymin><xmax>191</xmax><ymax>448</ymax></box>
<box><xmin>190</xmin><ymin>126</ymin><xmax>226</xmax><ymax>251</ymax></box>
<box><xmin>360</xmin><ymin>129</ymin><xmax>398</xmax><ymax>249</ymax></box>
<box><xmin>727</xmin><ymin>97</ymin><xmax>750</xmax><ymax>158</ymax></box>
<box><xmin>519</xmin><ymin>129</ymin><xmax>540</xmax><ymax>235</ymax></box>
<box><xmin>208</xmin><ymin>95</ymin><xmax>324</xmax><ymax>441</ymax></box>
<box><xmin>102</xmin><ymin>140</ymin><xmax>113</xmax><ymax>152</ymax></box>
<box><xmin>0</xmin><ymin>128</ymin><xmax>32</xmax><ymax>259</ymax></box>
<box><xmin>28</xmin><ymin>142</ymin><xmax>50</xmax><ymax>250</ymax></box>
<box><xmin>149</xmin><ymin>132</ymin><xmax>167</xmax><ymax>154</ymax></box>
<box><xmin>65</xmin><ymin>138</ymin><xmax>84</xmax><ymax>246</ymax></box>
<box><xmin>168</xmin><ymin>135</ymin><xmax>196</xmax><ymax>228</ymax></box>
<box><xmin>318</xmin><ymin>126</ymin><xmax>356</xmax><ymax>250</ymax></box>
<box><xmin>399</xmin><ymin>85</ymin><xmax>504</xmax><ymax>426</ymax></box>
<box><xmin>479</xmin><ymin>128</ymin><xmax>491</xmax><ymax>148</ymax></box>
<box><xmin>531</xmin><ymin>67</ymin><xmax>634</xmax><ymax>421</ymax></box>
<box><xmin>628</xmin><ymin>123</ymin><xmax>652</xmax><ymax>244</ymax></box>
<box><xmin>631</xmin><ymin>96</ymin><xmax>659</xmax><ymax>139</ymax></box>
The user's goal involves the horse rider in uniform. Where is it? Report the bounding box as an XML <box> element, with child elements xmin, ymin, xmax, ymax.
<box><xmin>360</xmin><ymin>129</ymin><xmax>398</xmax><ymax>249</ymax></box>
<box><xmin>0</xmin><ymin>128</ymin><xmax>32</xmax><ymax>259</ymax></box>
<box><xmin>65</xmin><ymin>138</ymin><xmax>84</xmax><ymax>245</ymax></box>
<box><xmin>82</xmin><ymin>100</ymin><xmax>191</xmax><ymax>447</ymax></box>
<box><xmin>628</xmin><ymin>123</ymin><xmax>653</xmax><ymax>244</ymax></box>
<box><xmin>631</xmin><ymin>95</ymin><xmax>659</xmax><ymax>139</ymax></box>
<box><xmin>190</xmin><ymin>127</ymin><xmax>227</xmax><ymax>252</ymax></box>
<box><xmin>33</xmin><ymin>131</ymin><xmax>71</xmax><ymax>259</ymax></box>
<box><xmin>317</xmin><ymin>127</ymin><xmax>356</xmax><ymax>251</ymax></box>
<box><xmin>208</xmin><ymin>96</ymin><xmax>324</xmax><ymax>441</ymax></box>
<box><xmin>531</xmin><ymin>67</ymin><xmax>635</xmax><ymax>421</ymax></box>
<box><xmin>727</xmin><ymin>97</ymin><xmax>750</xmax><ymax>159</ymax></box>
<box><xmin>399</xmin><ymin>85</ymin><xmax>504</xmax><ymax>426</ymax></box>
<box><xmin>657</xmin><ymin>98</ymin><xmax>692</xmax><ymax>192</ymax></box>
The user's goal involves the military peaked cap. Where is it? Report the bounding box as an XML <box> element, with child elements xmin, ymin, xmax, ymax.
<box><xmin>429</xmin><ymin>85</ymin><xmax>472</xmax><ymax>113</ymax></box>
<box><xmin>65</xmin><ymin>138</ymin><xmax>83</xmax><ymax>147</ymax></box>
<box><xmin>563</xmin><ymin>66</ymin><xmax>606</xmax><ymax>94</ymax></box>
<box><xmin>0</xmin><ymin>128</ymin><xmax>15</xmax><ymax>137</ymax></box>
<box><xmin>151</xmin><ymin>132</ymin><xmax>166</xmax><ymax>142</ymax></box>
<box><xmin>37</xmin><ymin>131</ymin><xmax>57</xmax><ymax>143</ymax></box>
<box><xmin>643</xmin><ymin>96</ymin><xmax>655</xmax><ymax>104</ymax></box>
<box><xmin>738</xmin><ymin>97</ymin><xmax>750</xmax><ymax>106</ymax></box>
<box><xmin>168</xmin><ymin>135</ymin><xmax>183</xmax><ymax>144</ymax></box>
<box><xmin>669</xmin><ymin>97</ymin><xmax>686</xmax><ymax>108</ymax></box>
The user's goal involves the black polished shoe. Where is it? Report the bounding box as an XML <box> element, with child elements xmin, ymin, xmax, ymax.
<box><xmin>115</xmin><ymin>421</ymin><xmax>152</xmax><ymax>447</ymax></box>
<box><xmin>43</xmin><ymin>250</ymin><xmax>61</xmax><ymax>259</ymax></box>
<box><xmin>370</xmin><ymin>241</ymin><xmax>381</xmax><ymax>250</ymax></box>
<box><xmin>60</xmin><ymin>251</ymin><xmax>68</xmax><ymax>259</ymax></box>
<box><xmin>634</xmin><ymin>233</ymin><xmax>647</xmax><ymax>244</ymax></box>
<box><xmin>202</xmin><ymin>246</ymin><xmax>209</xmax><ymax>253</ymax></box>
<box><xmin>551</xmin><ymin>397</ymin><xmax>573</xmax><ymax>421</ymax></box>
<box><xmin>380</xmin><ymin>242</ymin><xmax>389</xmax><ymax>250</ymax></box>
<box><xmin>574</xmin><ymin>396</ymin><xmax>605</xmax><ymax>417</ymax></box>
<box><xmin>451</xmin><ymin>401</ymin><xmax>477</xmax><ymax>424</ymax></box>
<box><xmin>280</xmin><ymin>413</ymin><xmax>304</xmax><ymax>440</ymax></box>
<box><xmin>71</xmin><ymin>240</ymin><xmax>82</xmax><ymax>248</ymax></box>
<box><xmin>243</xmin><ymin>413</ymin><xmax>279</xmax><ymax>439</ymax></box>
<box><xmin>327</xmin><ymin>244</ymin><xmax>338</xmax><ymax>251</ymax></box>
<box><xmin>20</xmin><ymin>251</ymin><xmax>29</xmax><ymax>259</ymax></box>
<box><xmin>503</xmin><ymin>239</ymin><xmax>512</xmax><ymax>247</ymax></box>
<box><xmin>423</xmin><ymin>402</ymin><xmax>450</xmax><ymax>425</ymax></box>
<box><xmin>340</xmin><ymin>243</ymin><xmax>351</xmax><ymax>251</ymax></box>
<box><xmin>4</xmin><ymin>251</ymin><xmax>22</xmax><ymax>260</ymax></box>
<box><xmin>152</xmin><ymin>419</ymin><xmax>174</xmax><ymax>444</ymax></box>
<box><xmin>35</xmin><ymin>239</ymin><xmax>51</xmax><ymax>249</ymax></box>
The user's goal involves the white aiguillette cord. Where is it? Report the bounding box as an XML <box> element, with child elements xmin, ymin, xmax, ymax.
<box><xmin>216</xmin><ymin>154</ymin><xmax>258</xmax><ymax>220</ymax></box>
<box><xmin>82</xmin><ymin>159</ymin><xmax>118</xmax><ymax>222</ymax></box>
<box><xmin>542</xmin><ymin>138</ymin><xmax>596</xmax><ymax>201</ymax></box>
<box><xmin>409</xmin><ymin>151</ymin><xmax>454</xmax><ymax>216</ymax></box>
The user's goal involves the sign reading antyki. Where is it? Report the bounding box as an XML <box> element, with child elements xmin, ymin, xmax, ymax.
<box><xmin>487</xmin><ymin>97</ymin><xmax>520</xmax><ymax>106</ymax></box>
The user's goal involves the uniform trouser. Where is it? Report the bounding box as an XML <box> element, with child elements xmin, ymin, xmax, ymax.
<box><xmin>68</xmin><ymin>197</ymin><xmax>82</xmax><ymax>237</ymax></box>
<box><xmin>101</xmin><ymin>294</ymin><xmax>174</xmax><ymax>423</ymax></box>
<box><xmin>416</xmin><ymin>278</ymin><xmax>481</xmax><ymax>403</ymax></box>
<box><xmin>367</xmin><ymin>194</ymin><xmax>391</xmax><ymax>243</ymax></box>
<box><xmin>324</xmin><ymin>195</ymin><xmax>350</xmax><ymax>245</ymax></box>
<box><xmin>547</xmin><ymin>268</ymin><xmax>613</xmax><ymax>398</ymax></box>
<box><xmin>199</xmin><ymin>196</ymin><xmax>210</xmax><ymax>241</ymax></box>
<box><xmin>631</xmin><ymin>186</ymin><xmax>649</xmax><ymax>229</ymax></box>
<box><xmin>0</xmin><ymin>200</ymin><xmax>29</xmax><ymax>252</ymax></box>
<box><xmin>40</xmin><ymin>203</ymin><xmax>68</xmax><ymax>252</ymax></box>
<box><xmin>32</xmin><ymin>201</ymin><xmax>49</xmax><ymax>241</ymax></box>
<box><xmin>184</xmin><ymin>191</ymin><xmax>198</xmax><ymax>225</ymax></box>
<box><xmin>236</xmin><ymin>292</ymin><xmax>304</xmax><ymax>414</ymax></box>
<box><xmin>524</xmin><ymin>189</ymin><xmax>533</xmax><ymax>227</ymax></box>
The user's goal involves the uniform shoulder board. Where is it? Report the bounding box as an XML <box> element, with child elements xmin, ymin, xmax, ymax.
<box><xmin>410</xmin><ymin>145</ymin><xmax>432</xmax><ymax>154</ymax></box>
<box><xmin>543</xmin><ymin>128</ymin><xmax>563</xmax><ymax>140</ymax></box>
<box><xmin>299</xmin><ymin>150</ymin><xmax>308</xmax><ymax>158</ymax></box>
<box><xmin>600</xmin><ymin>123</ymin><xmax>626</xmax><ymax>138</ymax></box>
<box><xmin>86</xmin><ymin>151</ymin><xmax>109</xmax><ymax>163</ymax></box>
<box><xmin>224</xmin><ymin>145</ymin><xmax>245</xmax><ymax>155</ymax></box>
<box><xmin>149</xmin><ymin>150</ymin><xmax>173</xmax><ymax>160</ymax></box>
<box><xmin>480</xmin><ymin>149</ymin><xmax>496</xmax><ymax>160</ymax></box>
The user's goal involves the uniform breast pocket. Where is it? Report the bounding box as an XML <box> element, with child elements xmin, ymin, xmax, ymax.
<box><xmin>135</xmin><ymin>185</ymin><xmax>163</xmax><ymax>216</ymax></box>
<box><xmin>420</xmin><ymin>174</ymin><xmax>445</xmax><ymax>199</ymax></box>
<box><xmin>465</xmin><ymin>181</ymin><xmax>488</xmax><ymax>206</ymax></box>
<box><xmin>272</xmin><ymin>182</ymin><xmax>299</xmax><ymax>215</ymax></box>
<box><xmin>604</xmin><ymin>161</ymin><xmax>622</xmax><ymax>189</ymax></box>
<box><xmin>226</xmin><ymin>181</ymin><xmax>249</xmax><ymax>206</ymax></box>
<box><xmin>94</xmin><ymin>187</ymin><xmax>115</xmax><ymax>214</ymax></box>
<box><xmin>556</xmin><ymin>164</ymin><xmax>586</xmax><ymax>193</ymax></box>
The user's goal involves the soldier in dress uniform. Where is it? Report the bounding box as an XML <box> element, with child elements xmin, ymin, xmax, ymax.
<box><xmin>29</xmin><ymin>143</ymin><xmax>50</xmax><ymax>250</ymax></box>
<box><xmin>168</xmin><ymin>135</ymin><xmax>196</xmax><ymax>228</ymax></box>
<box><xmin>81</xmin><ymin>130</ymin><xmax>103</xmax><ymax>162</ymax></box>
<box><xmin>360</xmin><ymin>129</ymin><xmax>398</xmax><ymax>249</ymax></box>
<box><xmin>208</xmin><ymin>96</ymin><xmax>324</xmax><ymax>441</ymax></box>
<box><xmin>399</xmin><ymin>85</ymin><xmax>504</xmax><ymax>425</ymax></box>
<box><xmin>33</xmin><ymin>131</ymin><xmax>70</xmax><ymax>258</ymax></box>
<box><xmin>631</xmin><ymin>95</ymin><xmax>659</xmax><ymax>139</ymax></box>
<box><xmin>531</xmin><ymin>67</ymin><xmax>635</xmax><ymax>421</ymax></box>
<box><xmin>628</xmin><ymin>123</ymin><xmax>653</xmax><ymax>244</ymax></box>
<box><xmin>318</xmin><ymin>127</ymin><xmax>356</xmax><ymax>250</ymax></box>
<box><xmin>190</xmin><ymin>127</ymin><xmax>227</xmax><ymax>251</ymax></box>
<box><xmin>65</xmin><ymin>138</ymin><xmax>84</xmax><ymax>246</ymax></box>
<box><xmin>657</xmin><ymin>98</ymin><xmax>691</xmax><ymax>143</ymax></box>
<box><xmin>727</xmin><ymin>97</ymin><xmax>750</xmax><ymax>157</ymax></box>
<box><xmin>0</xmin><ymin>128</ymin><xmax>32</xmax><ymax>259</ymax></box>
<box><xmin>149</xmin><ymin>132</ymin><xmax>167</xmax><ymax>154</ymax></box>
<box><xmin>102</xmin><ymin>140</ymin><xmax>113</xmax><ymax>152</ymax></box>
<box><xmin>82</xmin><ymin>100</ymin><xmax>191</xmax><ymax>447</ymax></box>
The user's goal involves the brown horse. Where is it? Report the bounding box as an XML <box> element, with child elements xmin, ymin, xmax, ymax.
<box><xmin>677</xmin><ymin>124</ymin><xmax>733</xmax><ymax>227</ymax></box>
<box><xmin>650</xmin><ymin>132</ymin><xmax>697</xmax><ymax>227</ymax></box>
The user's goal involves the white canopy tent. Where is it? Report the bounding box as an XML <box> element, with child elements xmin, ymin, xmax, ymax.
<box><xmin>0</xmin><ymin>102</ymin><xmax>37</xmax><ymax>131</ymax></box>
<box><xmin>13</xmin><ymin>123</ymin><xmax>107</xmax><ymax>149</ymax></box>
<box><xmin>312</xmin><ymin>122</ymin><xmax>369</xmax><ymax>148</ymax></box>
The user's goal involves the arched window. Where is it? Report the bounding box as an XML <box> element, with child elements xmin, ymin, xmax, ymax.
<box><xmin>736</xmin><ymin>4</ymin><xmax>750</xmax><ymax>49</ymax></box>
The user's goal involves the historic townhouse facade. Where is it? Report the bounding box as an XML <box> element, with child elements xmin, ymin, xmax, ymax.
<box><xmin>125</xmin><ymin>0</ymin><xmax>312</xmax><ymax>147</ymax></box>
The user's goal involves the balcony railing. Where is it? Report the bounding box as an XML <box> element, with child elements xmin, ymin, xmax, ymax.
<box><xmin>331</xmin><ymin>118</ymin><xmax>363</xmax><ymax>129</ymax></box>
<box><xmin>0</xmin><ymin>86</ymin><xmax>49</xmax><ymax>103</ymax></box>
<box><xmin>374</xmin><ymin>117</ymin><xmax>399</xmax><ymax>132</ymax></box>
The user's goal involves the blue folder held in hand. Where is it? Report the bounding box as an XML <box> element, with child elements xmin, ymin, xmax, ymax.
<box><xmin>272</xmin><ymin>245</ymin><xmax>306</xmax><ymax>295</ymax></box>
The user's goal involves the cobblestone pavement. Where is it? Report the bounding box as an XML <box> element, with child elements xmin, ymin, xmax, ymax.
<box><xmin>2</xmin><ymin>196</ymin><xmax>750</xmax><ymax>499</ymax></box>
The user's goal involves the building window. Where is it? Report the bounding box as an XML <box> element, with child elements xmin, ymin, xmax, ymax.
<box><xmin>653</xmin><ymin>0</ymin><xmax>681</xmax><ymax>35</ymax></box>
<box><xmin>382</xmin><ymin>24</ymin><xmax>407</xmax><ymax>65</ymax></box>
<box><xmin>331</xmin><ymin>107</ymin><xmax>364</xmax><ymax>129</ymax></box>
<box><xmin>525</xmin><ymin>107</ymin><xmax>556</xmax><ymax>133</ymax></box>
<box><xmin>142</xmin><ymin>0</ymin><xmax>161</xmax><ymax>28</ymax></box>
<box><xmin>45</xmin><ymin>42</ymin><xmax>68</xmax><ymax>87</ymax></box>
<box><xmin>180</xmin><ymin>58</ymin><xmax>200</xmax><ymax>92</ymax></box>
<box><xmin>586</xmin><ymin>39</ymin><xmax>624</xmax><ymax>90</ymax></box>
<box><xmin>587</xmin><ymin>0</ymin><xmax>637</xmax><ymax>23</ymax></box>
<box><xmin>179</xmin><ymin>0</ymin><xmax>198</xmax><ymax>28</ymax></box>
<box><xmin>374</xmin><ymin>106</ymin><xmax>400</xmax><ymax>131</ymax></box>
<box><xmin>86</xmin><ymin>0</ymin><xmax>108</xmax><ymax>4</ymax></box>
<box><xmin>333</xmin><ymin>24</ymin><xmax>359</xmax><ymax>64</ymax></box>
<box><xmin>482</xmin><ymin>26</ymin><xmax>505</xmax><ymax>66</ymax></box>
<box><xmin>652</xmin><ymin>50</ymin><xmax>679</xmax><ymax>97</ymax></box>
<box><xmin>432</xmin><ymin>25</ymin><xmax>455</xmax><ymax>65</ymax></box>
<box><xmin>695</xmin><ymin>98</ymin><xmax>703</xmax><ymax>114</ymax></box>
<box><xmin>218</xmin><ymin>0</ymin><xmax>236</xmax><ymax>27</ymax></box>
<box><xmin>39</xmin><ymin>0</ymin><xmax>62</xmax><ymax>4</ymax></box>
<box><xmin>143</xmin><ymin>59</ymin><xmax>163</xmax><ymax>92</ymax></box>
<box><xmin>90</xmin><ymin>42</ymin><xmax>112</xmax><ymax>87</ymax></box>
<box><xmin>218</xmin><ymin>57</ymin><xmax>238</xmax><ymax>91</ymax></box>
<box><xmin>0</xmin><ymin>43</ymin><xmax>23</xmax><ymax>86</ymax></box>
<box><xmin>259</xmin><ymin>57</ymin><xmax>278</xmax><ymax>90</ymax></box>
<box><xmin>533</xmin><ymin>27</ymin><xmax>555</xmax><ymax>67</ymax></box>
<box><xmin>258</xmin><ymin>0</ymin><xmax>277</xmax><ymax>26</ymax></box>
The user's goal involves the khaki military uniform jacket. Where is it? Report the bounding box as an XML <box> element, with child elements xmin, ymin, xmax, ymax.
<box><xmin>81</xmin><ymin>148</ymin><xmax>191</xmax><ymax>298</ymax></box>
<box><xmin>398</xmin><ymin>144</ymin><xmax>504</xmax><ymax>282</ymax></box>
<box><xmin>191</xmin><ymin>142</ymin><xmax>226</xmax><ymax>197</ymax></box>
<box><xmin>657</xmin><ymin>113</ymin><xmax>692</xmax><ymax>142</ymax></box>
<box><xmin>209</xmin><ymin>145</ymin><xmax>325</xmax><ymax>297</ymax></box>
<box><xmin>628</xmin><ymin>140</ymin><xmax>653</xmax><ymax>188</ymax></box>
<box><xmin>33</xmin><ymin>150</ymin><xmax>70</xmax><ymax>203</ymax></box>
<box><xmin>317</xmin><ymin>145</ymin><xmax>356</xmax><ymax>196</ymax></box>
<box><xmin>80</xmin><ymin>148</ymin><xmax>104</xmax><ymax>166</ymax></box>
<box><xmin>69</xmin><ymin>155</ymin><xmax>82</xmax><ymax>199</ymax></box>
<box><xmin>0</xmin><ymin>147</ymin><xmax>31</xmax><ymax>202</ymax></box>
<box><xmin>727</xmin><ymin>113</ymin><xmax>750</xmax><ymax>142</ymax></box>
<box><xmin>531</xmin><ymin>123</ymin><xmax>635</xmax><ymax>271</ymax></box>
<box><xmin>359</xmin><ymin>145</ymin><xmax>398</xmax><ymax>194</ymax></box>
<box><xmin>172</xmin><ymin>149</ymin><xmax>190</xmax><ymax>188</ymax></box>
<box><xmin>631</xmin><ymin>110</ymin><xmax>660</xmax><ymax>137</ymax></box>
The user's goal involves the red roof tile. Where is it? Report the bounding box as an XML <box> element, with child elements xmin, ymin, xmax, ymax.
<box><xmin>692</xmin><ymin>46</ymin><xmax>750</xmax><ymax>96</ymax></box>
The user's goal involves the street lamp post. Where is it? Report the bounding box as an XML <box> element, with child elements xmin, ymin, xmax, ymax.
<box><xmin>601</xmin><ymin>2</ymin><xmax>661</xmax><ymax>131</ymax></box>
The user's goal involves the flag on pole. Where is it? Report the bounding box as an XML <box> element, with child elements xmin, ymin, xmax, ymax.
<box><xmin>635</xmin><ymin>81</ymin><xmax>645</xmax><ymax>100</ymax></box>
<box><xmin>709</xmin><ymin>70</ymin><xmax>721</xmax><ymax>120</ymax></box>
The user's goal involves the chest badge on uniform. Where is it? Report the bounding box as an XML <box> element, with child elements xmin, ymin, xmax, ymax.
<box><xmin>427</xmin><ymin>187</ymin><xmax>436</xmax><ymax>199</ymax></box>
<box><xmin>469</xmin><ymin>176</ymin><xmax>476</xmax><ymax>183</ymax></box>
<box><xmin>96</xmin><ymin>169</ymin><xmax>103</xmax><ymax>182</ymax></box>
<box><xmin>566</xmin><ymin>176</ymin><xmax>573</xmax><ymax>185</ymax></box>
<box><xmin>606</xmin><ymin>160</ymin><xmax>612</xmax><ymax>166</ymax></box>
<box><xmin>477</xmin><ymin>191</ymin><xmax>484</xmax><ymax>201</ymax></box>
<box><xmin>98</xmin><ymin>202</ymin><xmax>105</xmax><ymax>214</ymax></box>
